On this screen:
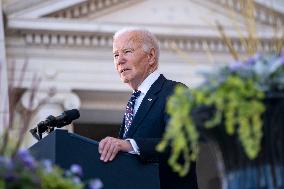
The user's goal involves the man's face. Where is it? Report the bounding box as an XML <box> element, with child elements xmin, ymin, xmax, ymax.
<box><xmin>113</xmin><ymin>32</ymin><xmax>152</xmax><ymax>89</ymax></box>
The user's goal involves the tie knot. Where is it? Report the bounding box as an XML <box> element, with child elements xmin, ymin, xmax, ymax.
<box><xmin>132</xmin><ymin>90</ymin><xmax>141</xmax><ymax>99</ymax></box>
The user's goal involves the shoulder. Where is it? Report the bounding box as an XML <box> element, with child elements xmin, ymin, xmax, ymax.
<box><xmin>159</xmin><ymin>75</ymin><xmax>188</xmax><ymax>95</ymax></box>
<box><xmin>162</xmin><ymin>76</ymin><xmax>188</xmax><ymax>90</ymax></box>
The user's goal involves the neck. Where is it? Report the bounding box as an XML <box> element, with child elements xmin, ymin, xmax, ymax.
<box><xmin>129</xmin><ymin>70</ymin><xmax>155</xmax><ymax>90</ymax></box>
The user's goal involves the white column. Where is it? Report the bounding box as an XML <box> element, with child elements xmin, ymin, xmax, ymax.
<box><xmin>0</xmin><ymin>1</ymin><xmax>9</xmax><ymax>134</ymax></box>
<box><xmin>19</xmin><ymin>90</ymin><xmax>81</xmax><ymax>148</ymax></box>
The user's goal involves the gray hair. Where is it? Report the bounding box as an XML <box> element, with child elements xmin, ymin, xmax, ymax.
<box><xmin>113</xmin><ymin>27</ymin><xmax>160</xmax><ymax>63</ymax></box>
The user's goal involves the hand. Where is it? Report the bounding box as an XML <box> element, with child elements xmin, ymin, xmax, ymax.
<box><xmin>98</xmin><ymin>137</ymin><xmax>133</xmax><ymax>162</ymax></box>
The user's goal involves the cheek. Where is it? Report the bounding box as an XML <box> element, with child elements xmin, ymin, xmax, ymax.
<box><xmin>114</xmin><ymin>63</ymin><xmax>118</xmax><ymax>72</ymax></box>
<box><xmin>137</xmin><ymin>62</ymin><xmax>148</xmax><ymax>73</ymax></box>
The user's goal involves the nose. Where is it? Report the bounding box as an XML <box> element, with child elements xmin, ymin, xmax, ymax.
<box><xmin>116</xmin><ymin>54</ymin><xmax>126</xmax><ymax>65</ymax></box>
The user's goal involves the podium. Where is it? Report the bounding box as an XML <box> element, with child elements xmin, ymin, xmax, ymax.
<box><xmin>29</xmin><ymin>129</ymin><xmax>160</xmax><ymax>189</ymax></box>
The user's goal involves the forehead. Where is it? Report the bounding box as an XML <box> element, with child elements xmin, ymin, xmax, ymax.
<box><xmin>113</xmin><ymin>32</ymin><xmax>142</xmax><ymax>50</ymax></box>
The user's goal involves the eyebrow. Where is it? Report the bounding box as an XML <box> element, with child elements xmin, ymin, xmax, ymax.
<box><xmin>113</xmin><ymin>47</ymin><xmax>134</xmax><ymax>54</ymax></box>
<box><xmin>123</xmin><ymin>47</ymin><xmax>134</xmax><ymax>51</ymax></box>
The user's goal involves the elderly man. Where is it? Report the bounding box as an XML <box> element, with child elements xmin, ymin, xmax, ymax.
<box><xmin>98</xmin><ymin>28</ymin><xmax>198</xmax><ymax>189</ymax></box>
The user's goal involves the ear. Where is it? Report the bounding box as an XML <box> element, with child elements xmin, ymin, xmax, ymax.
<box><xmin>148</xmin><ymin>48</ymin><xmax>156</xmax><ymax>65</ymax></box>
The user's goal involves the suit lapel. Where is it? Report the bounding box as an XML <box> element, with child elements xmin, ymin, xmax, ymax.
<box><xmin>125</xmin><ymin>75</ymin><xmax>166</xmax><ymax>138</ymax></box>
<box><xmin>118</xmin><ymin>117</ymin><xmax>125</xmax><ymax>139</ymax></box>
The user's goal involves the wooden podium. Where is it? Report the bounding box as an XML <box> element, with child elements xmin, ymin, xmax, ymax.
<box><xmin>29</xmin><ymin>129</ymin><xmax>160</xmax><ymax>189</ymax></box>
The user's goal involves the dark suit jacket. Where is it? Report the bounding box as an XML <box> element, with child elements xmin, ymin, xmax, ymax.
<box><xmin>119</xmin><ymin>74</ymin><xmax>198</xmax><ymax>189</ymax></box>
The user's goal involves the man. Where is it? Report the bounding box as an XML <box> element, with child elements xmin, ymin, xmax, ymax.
<box><xmin>98</xmin><ymin>28</ymin><xmax>198</xmax><ymax>189</ymax></box>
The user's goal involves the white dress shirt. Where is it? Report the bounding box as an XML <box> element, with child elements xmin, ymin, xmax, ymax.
<box><xmin>126</xmin><ymin>70</ymin><xmax>160</xmax><ymax>154</ymax></box>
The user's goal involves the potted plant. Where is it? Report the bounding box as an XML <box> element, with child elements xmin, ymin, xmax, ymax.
<box><xmin>157</xmin><ymin>0</ymin><xmax>284</xmax><ymax>188</ymax></box>
<box><xmin>157</xmin><ymin>52</ymin><xmax>284</xmax><ymax>189</ymax></box>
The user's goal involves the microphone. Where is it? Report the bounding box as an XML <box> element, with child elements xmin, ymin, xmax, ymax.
<box><xmin>30</xmin><ymin>109</ymin><xmax>80</xmax><ymax>140</ymax></box>
<box><xmin>38</xmin><ymin>109</ymin><xmax>80</xmax><ymax>128</ymax></box>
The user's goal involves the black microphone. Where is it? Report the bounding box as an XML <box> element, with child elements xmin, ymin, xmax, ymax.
<box><xmin>37</xmin><ymin>109</ymin><xmax>80</xmax><ymax>129</ymax></box>
<box><xmin>30</xmin><ymin>109</ymin><xmax>80</xmax><ymax>140</ymax></box>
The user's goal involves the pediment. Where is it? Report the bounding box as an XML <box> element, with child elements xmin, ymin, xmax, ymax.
<box><xmin>5</xmin><ymin>0</ymin><xmax>284</xmax><ymax>30</ymax></box>
<box><xmin>4</xmin><ymin>0</ymin><xmax>284</xmax><ymax>52</ymax></box>
<box><xmin>89</xmin><ymin>0</ymin><xmax>252</xmax><ymax>28</ymax></box>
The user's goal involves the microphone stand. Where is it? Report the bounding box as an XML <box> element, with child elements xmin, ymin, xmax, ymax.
<box><xmin>29</xmin><ymin>123</ymin><xmax>54</xmax><ymax>141</ymax></box>
<box><xmin>29</xmin><ymin>126</ymin><xmax>42</xmax><ymax>141</ymax></box>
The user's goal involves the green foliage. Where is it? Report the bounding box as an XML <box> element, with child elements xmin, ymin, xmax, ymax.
<box><xmin>39</xmin><ymin>166</ymin><xmax>83</xmax><ymax>189</ymax></box>
<box><xmin>158</xmin><ymin>53</ymin><xmax>284</xmax><ymax>176</ymax></box>
<box><xmin>157</xmin><ymin>86</ymin><xmax>199</xmax><ymax>176</ymax></box>
<box><xmin>203</xmin><ymin>76</ymin><xmax>265</xmax><ymax>159</ymax></box>
<box><xmin>0</xmin><ymin>180</ymin><xmax>4</xmax><ymax>189</ymax></box>
<box><xmin>0</xmin><ymin>150</ymin><xmax>101</xmax><ymax>189</ymax></box>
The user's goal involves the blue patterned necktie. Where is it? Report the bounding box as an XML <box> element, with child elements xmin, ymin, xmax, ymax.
<box><xmin>123</xmin><ymin>90</ymin><xmax>141</xmax><ymax>138</ymax></box>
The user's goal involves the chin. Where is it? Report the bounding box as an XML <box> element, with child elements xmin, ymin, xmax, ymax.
<box><xmin>121</xmin><ymin>77</ymin><xmax>129</xmax><ymax>83</ymax></box>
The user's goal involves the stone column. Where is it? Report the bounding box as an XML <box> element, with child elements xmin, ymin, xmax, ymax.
<box><xmin>0</xmin><ymin>1</ymin><xmax>9</xmax><ymax>133</ymax></box>
<box><xmin>19</xmin><ymin>90</ymin><xmax>81</xmax><ymax>148</ymax></box>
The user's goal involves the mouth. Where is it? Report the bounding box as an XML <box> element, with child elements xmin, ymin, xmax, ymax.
<box><xmin>120</xmin><ymin>68</ymin><xmax>130</xmax><ymax>74</ymax></box>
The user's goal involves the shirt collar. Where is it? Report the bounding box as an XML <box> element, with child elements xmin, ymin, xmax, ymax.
<box><xmin>137</xmin><ymin>70</ymin><xmax>160</xmax><ymax>95</ymax></box>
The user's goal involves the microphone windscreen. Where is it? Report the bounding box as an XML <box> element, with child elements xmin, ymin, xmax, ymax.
<box><xmin>64</xmin><ymin>109</ymin><xmax>80</xmax><ymax>122</ymax></box>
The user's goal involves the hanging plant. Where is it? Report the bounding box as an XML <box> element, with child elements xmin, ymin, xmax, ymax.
<box><xmin>157</xmin><ymin>52</ymin><xmax>284</xmax><ymax>176</ymax></box>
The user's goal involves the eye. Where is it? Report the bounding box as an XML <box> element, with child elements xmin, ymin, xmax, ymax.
<box><xmin>124</xmin><ymin>49</ymin><xmax>133</xmax><ymax>54</ymax></box>
<box><xmin>114</xmin><ymin>54</ymin><xmax>119</xmax><ymax>59</ymax></box>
